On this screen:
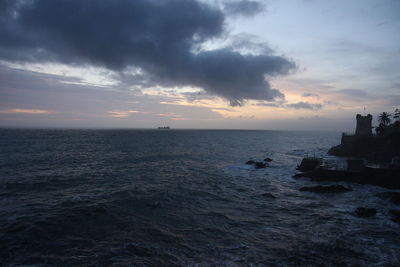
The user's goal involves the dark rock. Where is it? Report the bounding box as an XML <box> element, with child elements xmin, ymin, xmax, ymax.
<box><xmin>264</xmin><ymin>158</ymin><xmax>273</xmax><ymax>162</ymax></box>
<box><xmin>355</xmin><ymin>207</ymin><xmax>377</xmax><ymax>218</ymax></box>
<box><xmin>389</xmin><ymin>209</ymin><xmax>400</xmax><ymax>224</ymax></box>
<box><xmin>299</xmin><ymin>185</ymin><xmax>352</xmax><ymax>193</ymax></box>
<box><xmin>254</xmin><ymin>162</ymin><xmax>267</xmax><ymax>169</ymax></box>
<box><xmin>347</xmin><ymin>159</ymin><xmax>365</xmax><ymax>172</ymax></box>
<box><xmin>293</xmin><ymin>173</ymin><xmax>307</xmax><ymax>178</ymax></box>
<box><xmin>296</xmin><ymin>157</ymin><xmax>322</xmax><ymax>172</ymax></box>
<box><xmin>375</xmin><ymin>192</ymin><xmax>400</xmax><ymax>205</ymax></box>
<box><xmin>293</xmin><ymin>166</ymin><xmax>400</xmax><ymax>189</ymax></box>
<box><xmin>245</xmin><ymin>160</ymin><xmax>267</xmax><ymax>168</ymax></box>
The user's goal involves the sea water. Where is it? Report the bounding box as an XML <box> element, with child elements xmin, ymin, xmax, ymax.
<box><xmin>0</xmin><ymin>129</ymin><xmax>399</xmax><ymax>265</ymax></box>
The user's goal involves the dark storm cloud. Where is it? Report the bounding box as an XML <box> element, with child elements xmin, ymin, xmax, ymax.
<box><xmin>182</xmin><ymin>91</ymin><xmax>216</xmax><ymax>102</ymax></box>
<box><xmin>0</xmin><ymin>0</ymin><xmax>295</xmax><ymax>106</ymax></box>
<box><xmin>286</xmin><ymin>101</ymin><xmax>323</xmax><ymax>110</ymax></box>
<box><xmin>223</xmin><ymin>0</ymin><xmax>265</xmax><ymax>17</ymax></box>
<box><xmin>230</xmin><ymin>33</ymin><xmax>273</xmax><ymax>55</ymax></box>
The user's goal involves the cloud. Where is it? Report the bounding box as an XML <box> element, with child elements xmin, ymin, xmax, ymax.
<box><xmin>254</xmin><ymin>99</ymin><xmax>286</xmax><ymax>107</ymax></box>
<box><xmin>230</xmin><ymin>33</ymin><xmax>273</xmax><ymax>55</ymax></box>
<box><xmin>182</xmin><ymin>91</ymin><xmax>216</xmax><ymax>102</ymax></box>
<box><xmin>107</xmin><ymin>110</ymin><xmax>145</xmax><ymax>118</ymax></box>
<box><xmin>223</xmin><ymin>1</ymin><xmax>265</xmax><ymax>17</ymax></box>
<box><xmin>286</xmin><ymin>101</ymin><xmax>323</xmax><ymax>110</ymax></box>
<box><xmin>334</xmin><ymin>89</ymin><xmax>369</xmax><ymax>99</ymax></box>
<box><xmin>386</xmin><ymin>95</ymin><xmax>400</xmax><ymax>106</ymax></box>
<box><xmin>0</xmin><ymin>108</ymin><xmax>53</xmax><ymax>114</ymax></box>
<box><xmin>302</xmin><ymin>92</ymin><xmax>319</xmax><ymax>97</ymax></box>
<box><xmin>0</xmin><ymin>0</ymin><xmax>295</xmax><ymax>106</ymax></box>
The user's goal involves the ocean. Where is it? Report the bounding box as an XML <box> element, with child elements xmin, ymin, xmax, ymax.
<box><xmin>0</xmin><ymin>129</ymin><xmax>399</xmax><ymax>266</ymax></box>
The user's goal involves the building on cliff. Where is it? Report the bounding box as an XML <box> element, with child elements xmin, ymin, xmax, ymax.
<box><xmin>329</xmin><ymin>113</ymin><xmax>400</xmax><ymax>161</ymax></box>
<box><xmin>339</xmin><ymin>114</ymin><xmax>373</xmax><ymax>151</ymax></box>
<box><xmin>355</xmin><ymin>114</ymin><xmax>373</xmax><ymax>136</ymax></box>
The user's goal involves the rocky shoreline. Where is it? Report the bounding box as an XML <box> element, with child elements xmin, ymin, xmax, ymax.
<box><xmin>292</xmin><ymin>113</ymin><xmax>400</xmax><ymax>224</ymax></box>
<box><xmin>293</xmin><ymin>158</ymin><xmax>400</xmax><ymax>224</ymax></box>
<box><xmin>293</xmin><ymin>163</ymin><xmax>400</xmax><ymax>189</ymax></box>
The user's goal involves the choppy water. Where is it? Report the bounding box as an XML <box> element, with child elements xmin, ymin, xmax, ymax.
<box><xmin>0</xmin><ymin>129</ymin><xmax>399</xmax><ymax>266</ymax></box>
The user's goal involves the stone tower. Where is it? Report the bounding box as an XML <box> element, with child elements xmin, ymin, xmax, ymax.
<box><xmin>355</xmin><ymin>114</ymin><xmax>372</xmax><ymax>136</ymax></box>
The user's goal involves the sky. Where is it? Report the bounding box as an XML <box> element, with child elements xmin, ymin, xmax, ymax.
<box><xmin>0</xmin><ymin>0</ymin><xmax>399</xmax><ymax>131</ymax></box>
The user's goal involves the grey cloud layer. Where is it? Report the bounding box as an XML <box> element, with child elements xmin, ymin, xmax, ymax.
<box><xmin>287</xmin><ymin>101</ymin><xmax>323</xmax><ymax>110</ymax></box>
<box><xmin>0</xmin><ymin>0</ymin><xmax>295</xmax><ymax>106</ymax></box>
<box><xmin>222</xmin><ymin>0</ymin><xmax>265</xmax><ymax>17</ymax></box>
<box><xmin>302</xmin><ymin>92</ymin><xmax>319</xmax><ymax>98</ymax></box>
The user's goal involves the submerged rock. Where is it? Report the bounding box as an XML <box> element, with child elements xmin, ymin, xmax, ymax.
<box><xmin>355</xmin><ymin>207</ymin><xmax>377</xmax><ymax>218</ymax></box>
<box><xmin>245</xmin><ymin>160</ymin><xmax>267</xmax><ymax>169</ymax></box>
<box><xmin>254</xmin><ymin>162</ymin><xmax>267</xmax><ymax>169</ymax></box>
<box><xmin>375</xmin><ymin>192</ymin><xmax>400</xmax><ymax>205</ymax></box>
<box><xmin>389</xmin><ymin>209</ymin><xmax>400</xmax><ymax>224</ymax></box>
<box><xmin>299</xmin><ymin>185</ymin><xmax>352</xmax><ymax>193</ymax></box>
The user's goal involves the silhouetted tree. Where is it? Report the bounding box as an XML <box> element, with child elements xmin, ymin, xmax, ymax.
<box><xmin>378</xmin><ymin>112</ymin><xmax>391</xmax><ymax>126</ymax></box>
<box><xmin>394</xmin><ymin>108</ymin><xmax>400</xmax><ymax>121</ymax></box>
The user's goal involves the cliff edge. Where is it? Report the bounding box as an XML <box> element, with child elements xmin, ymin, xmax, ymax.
<box><xmin>328</xmin><ymin>115</ymin><xmax>400</xmax><ymax>162</ymax></box>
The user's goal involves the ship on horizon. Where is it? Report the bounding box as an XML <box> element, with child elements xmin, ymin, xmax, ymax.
<box><xmin>157</xmin><ymin>126</ymin><xmax>170</xmax><ymax>130</ymax></box>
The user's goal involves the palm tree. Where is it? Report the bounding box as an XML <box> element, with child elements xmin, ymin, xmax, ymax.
<box><xmin>394</xmin><ymin>108</ymin><xmax>400</xmax><ymax>121</ymax></box>
<box><xmin>378</xmin><ymin>112</ymin><xmax>391</xmax><ymax>126</ymax></box>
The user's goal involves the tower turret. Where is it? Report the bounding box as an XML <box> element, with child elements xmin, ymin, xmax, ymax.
<box><xmin>355</xmin><ymin>114</ymin><xmax>372</xmax><ymax>136</ymax></box>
